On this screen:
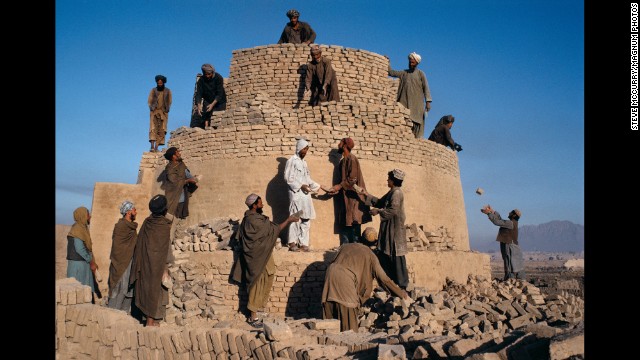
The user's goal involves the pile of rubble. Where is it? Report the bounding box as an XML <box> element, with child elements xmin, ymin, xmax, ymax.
<box><xmin>173</xmin><ymin>217</ymin><xmax>239</xmax><ymax>252</ymax></box>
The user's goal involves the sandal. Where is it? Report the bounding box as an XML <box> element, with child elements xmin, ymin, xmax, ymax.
<box><xmin>299</xmin><ymin>245</ymin><xmax>310</xmax><ymax>252</ymax></box>
<box><xmin>289</xmin><ymin>244</ymin><xmax>300</xmax><ymax>252</ymax></box>
<box><xmin>247</xmin><ymin>318</ymin><xmax>263</xmax><ymax>328</ymax></box>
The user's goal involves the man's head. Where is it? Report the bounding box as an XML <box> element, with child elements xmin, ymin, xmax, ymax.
<box><xmin>201</xmin><ymin>64</ymin><xmax>215</xmax><ymax>79</ymax></box>
<box><xmin>441</xmin><ymin>114</ymin><xmax>455</xmax><ymax>129</ymax></box>
<box><xmin>73</xmin><ymin>206</ymin><xmax>91</xmax><ymax>225</ymax></box>
<box><xmin>155</xmin><ymin>75</ymin><xmax>167</xmax><ymax>87</ymax></box>
<box><xmin>119</xmin><ymin>200</ymin><xmax>137</xmax><ymax>221</ymax></box>
<box><xmin>286</xmin><ymin>9</ymin><xmax>300</xmax><ymax>25</ymax></box>
<box><xmin>164</xmin><ymin>147</ymin><xmax>181</xmax><ymax>161</ymax></box>
<box><xmin>296</xmin><ymin>138</ymin><xmax>310</xmax><ymax>159</ymax></box>
<box><xmin>408</xmin><ymin>52</ymin><xmax>422</xmax><ymax>69</ymax></box>
<box><xmin>337</xmin><ymin>137</ymin><xmax>354</xmax><ymax>154</ymax></box>
<box><xmin>310</xmin><ymin>45</ymin><xmax>322</xmax><ymax>61</ymax></box>
<box><xmin>245</xmin><ymin>193</ymin><xmax>263</xmax><ymax>213</ymax></box>
<box><xmin>387</xmin><ymin>169</ymin><xmax>405</xmax><ymax>187</ymax></box>
<box><xmin>149</xmin><ymin>194</ymin><xmax>168</xmax><ymax>216</ymax></box>
<box><xmin>509</xmin><ymin>209</ymin><xmax>521</xmax><ymax>221</ymax></box>
<box><xmin>362</xmin><ymin>227</ymin><xmax>378</xmax><ymax>247</ymax></box>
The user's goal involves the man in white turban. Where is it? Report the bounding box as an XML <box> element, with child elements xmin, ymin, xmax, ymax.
<box><xmin>387</xmin><ymin>52</ymin><xmax>432</xmax><ymax>138</ymax></box>
<box><xmin>283</xmin><ymin>138</ymin><xmax>326</xmax><ymax>251</ymax></box>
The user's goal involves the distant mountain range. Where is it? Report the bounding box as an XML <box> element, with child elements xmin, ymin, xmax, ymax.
<box><xmin>472</xmin><ymin>220</ymin><xmax>584</xmax><ymax>253</ymax></box>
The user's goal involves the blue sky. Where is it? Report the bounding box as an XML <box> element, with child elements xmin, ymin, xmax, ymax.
<box><xmin>56</xmin><ymin>0</ymin><xmax>584</xmax><ymax>249</ymax></box>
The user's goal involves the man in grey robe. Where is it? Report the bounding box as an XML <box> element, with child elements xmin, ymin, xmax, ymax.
<box><xmin>278</xmin><ymin>9</ymin><xmax>316</xmax><ymax>44</ymax></box>
<box><xmin>306</xmin><ymin>45</ymin><xmax>340</xmax><ymax>106</ymax></box>
<box><xmin>388</xmin><ymin>52</ymin><xmax>432</xmax><ymax>138</ymax></box>
<box><xmin>362</xmin><ymin>169</ymin><xmax>409</xmax><ymax>289</ymax></box>
<box><xmin>481</xmin><ymin>205</ymin><xmax>526</xmax><ymax>280</ymax></box>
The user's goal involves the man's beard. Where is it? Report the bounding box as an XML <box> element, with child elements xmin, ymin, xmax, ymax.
<box><xmin>256</xmin><ymin>208</ymin><xmax>264</xmax><ymax>214</ymax></box>
<box><xmin>338</xmin><ymin>147</ymin><xmax>343</xmax><ymax>154</ymax></box>
<box><xmin>156</xmin><ymin>85</ymin><xmax>165</xmax><ymax>91</ymax></box>
<box><xmin>130</xmin><ymin>214</ymin><xmax>136</xmax><ymax>221</ymax></box>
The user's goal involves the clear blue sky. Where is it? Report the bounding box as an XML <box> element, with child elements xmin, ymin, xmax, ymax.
<box><xmin>56</xmin><ymin>0</ymin><xmax>584</xmax><ymax>249</ymax></box>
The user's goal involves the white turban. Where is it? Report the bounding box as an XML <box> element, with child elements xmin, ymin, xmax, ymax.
<box><xmin>408</xmin><ymin>52</ymin><xmax>422</xmax><ymax>64</ymax></box>
<box><xmin>296</xmin><ymin>138</ymin><xmax>309</xmax><ymax>154</ymax></box>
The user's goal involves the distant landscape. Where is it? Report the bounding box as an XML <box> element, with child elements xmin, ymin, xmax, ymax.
<box><xmin>472</xmin><ymin>220</ymin><xmax>584</xmax><ymax>253</ymax></box>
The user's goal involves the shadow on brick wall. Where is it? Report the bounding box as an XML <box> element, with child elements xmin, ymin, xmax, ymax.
<box><xmin>284</xmin><ymin>251</ymin><xmax>338</xmax><ymax>319</ymax></box>
<box><xmin>293</xmin><ymin>64</ymin><xmax>308</xmax><ymax>109</ymax></box>
<box><xmin>265</xmin><ymin>157</ymin><xmax>290</xmax><ymax>245</ymax></box>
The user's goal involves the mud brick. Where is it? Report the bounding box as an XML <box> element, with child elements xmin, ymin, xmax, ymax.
<box><xmin>254</xmin><ymin>346</ymin><xmax>267</xmax><ymax>360</ymax></box>
<box><xmin>235</xmin><ymin>333</ymin><xmax>247</xmax><ymax>358</ymax></box>
<box><xmin>464</xmin><ymin>303</ymin><xmax>487</xmax><ymax>314</ymax></box>
<box><xmin>507</xmin><ymin>315</ymin><xmax>532</xmax><ymax>330</ymax></box>
<box><xmin>264</xmin><ymin>321</ymin><xmax>293</xmax><ymax>341</ymax></box>
<box><xmin>378</xmin><ymin>344</ymin><xmax>406</xmax><ymax>359</ymax></box>
<box><xmin>197</xmin><ymin>332</ymin><xmax>210</xmax><ymax>353</ymax></box>
<box><xmin>180</xmin><ymin>330</ymin><xmax>192</xmax><ymax>350</ymax></box>
<box><xmin>261</xmin><ymin>344</ymin><xmax>274</xmax><ymax>360</ymax></box>
<box><xmin>227</xmin><ymin>332</ymin><xmax>239</xmax><ymax>354</ymax></box>
<box><xmin>200</xmin><ymin>353</ymin><xmax>213</xmax><ymax>360</ymax></box>
<box><xmin>524</xmin><ymin>303</ymin><xmax>543</xmax><ymax>320</ymax></box>
<box><xmin>511</xmin><ymin>302</ymin><xmax>528</xmax><ymax>317</ymax></box>
<box><xmin>249</xmin><ymin>339</ymin><xmax>260</xmax><ymax>352</ymax></box>
<box><xmin>219</xmin><ymin>330</ymin><xmax>230</xmax><ymax>352</ymax></box>
<box><xmin>161</xmin><ymin>332</ymin><xmax>177</xmax><ymax>355</ymax></box>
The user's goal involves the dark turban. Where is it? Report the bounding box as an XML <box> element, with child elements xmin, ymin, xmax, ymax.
<box><xmin>342</xmin><ymin>137</ymin><xmax>354</xmax><ymax>150</ymax></box>
<box><xmin>149</xmin><ymin>194</ymin><xmax>168</xmax><ymax>214</ymax></box>
<box><xmin>201</xmin><ymin>63</ymin><xmax>215</xmax><ymax>74</ymax></box>
<box><xmin>164</xmin><ymin>146</ymin><xmax>178</xmax><ymax>160</ymax></box>
<box><xmin>154</xmin><ymin>75</ymin><xmax>167</xmax><ymax>83</ymax></box>
<box><xmin>287</xmin><ymin>9</ymin><xmax>300</xmax><ymax>18</ymax></box>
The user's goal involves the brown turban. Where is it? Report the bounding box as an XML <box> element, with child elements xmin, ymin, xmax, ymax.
<box><xmin>342</xmin><ymin>137</ymin><xmax>354</xmax><ymax>150</ymax></box>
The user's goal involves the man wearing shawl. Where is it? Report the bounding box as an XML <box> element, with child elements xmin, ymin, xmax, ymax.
<box><xmin>388</xmin><ymin>52</ymin><xmax>432</xmax><ymax>138</ymax></box>
<box><xmin>163</xmin><ymin>147</ymin><xmax>198</xmax><ymax>221</ymax></box>
<box><xmin>278</xmin><ymin>9</ymin><xmax>316</xmax><ymax>45</ymax></box>
<box><xmin>67</xmin><ymin>207</ymin><xmax>97</xmax><ymax>294</ymax></box>
<box><xmin>328</xmin><ymin>137</ymin><xmax>371</xmax><ymax>244</ymax></box>
<box><xmin>321</xmin><ymin>232</ymin><xmax>411</xmax><ymax>332</ymax></box>
<box><xmin>284</xmin><ymin>138</ymin><xmax>326</xmax><ymax>252</ymax></box>
<box><xmin>107</xmin><ymin>200</ymin><xmax>138</xmax><ymax>312</ymax></box>
<box><xmin>147</xmin><ymin>74</ymin><xmax>172</xmax><ymax>153</ymax></box>
<box><xmin>194</xmin><ymin>63</ymin><xmax>226</xmax><ymax>129</ymax></box>
<box><xmin>362</xmin><ymin>169</ymin><xmax>410</xmax><ymax>289</ymax></box>
<box><xmin>231</xmin><ymin>194</ymin><xmax>299</xmax><ymax>327</ymax></box>
<box><xmin>481</xmin><ymin>205</ymin><xmax>526</xmax><ymax>281</ymax></box>
<box><xmin>428</xmin><ymin>115</ymin><xmax>462</xmax><ymax>152</ymax></box>
<box><xmin>306</xmin><ymin>45</ymin><xmax>340</xmax><ymax>106</ymax></box>
<box><xmin>129</xmin><ymin>195</ymin><xmax>174</xmax><ymax>327</ymax></box>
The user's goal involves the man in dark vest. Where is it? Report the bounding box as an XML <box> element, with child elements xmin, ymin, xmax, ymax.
<box><xmin>481</xmin><ymin>205</ymin><xmax>525</xmax><ymax>280</ymax></box>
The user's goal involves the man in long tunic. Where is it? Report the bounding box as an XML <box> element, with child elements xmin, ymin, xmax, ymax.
<box><xmin>284</xmin><ymin>138</ymin><xmax>326</xmax><ymax>252</ymax></box>
<box><xmin>67</xmin><ymin>206</ymin><xmax>97</xmax><ymax>294</ymax></box>
<box><xmin>147</xmin><ymin>74</ymin><xmax>172</xmax><ymax>152</ymax></box>
<box><xmin>428</xmin><ymin>115</ymin><xmax>462</xmax><ymax>152</ymax></box>
<box><xmin>362</xmin><ymin>169</ymin><xmax>409</xmax><ymax>289</ymax></box>
<box><xmin>129</xmin><ymin>195</ymin><xmax>174</xmax><ymax>327</ymax></box>
<box><xmin>194</xmin><ymin>63</ymin><xmax>227</xmax><ymax>129</ymax></box>
<box><xmin>481</xmin><ymin>205</ymin><xmax>526</xmax><ymax>281</ymax></box>
<box><xmin>231</xmin><ymin>194</ymin><xmax>299</xmax><ymax>327</ymax></box>
<box><xmin>328</xmin><ymin>137</ymin><xmax>371</xmax><ymax>244</ymax></box>
<box><xmin>278</xmin><ymin>9</ymin><xmax>316</xmax><ymax>45</ymax></box>
<box><xmin>388</xmin><ymin>52</ymin><xmax>432</xmax><ymax>138</ymax></box>
<box><xmin>107</xmin><ymin>200</ymin><xmax>138</xmax><ymax>312</ymax></box>
<box><xmin>306</xmin><ymin>45</ymin><xmax>340</xmax><ymax>106</ymax></box>
<box><xmin>321</xmin><ymin>240</ymin><xmax>410</xmax><ymax>332</ymax></box>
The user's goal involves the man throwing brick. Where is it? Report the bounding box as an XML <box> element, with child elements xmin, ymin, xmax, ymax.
<box><xmin>231</xmin><ymin>194</ymin><xmax>300</xmax><ymax>327</ymax></box>
<box><xmin>481</xmin><ymin>205</ymin><xmax>526</xmax><ymax>281</ymax></box>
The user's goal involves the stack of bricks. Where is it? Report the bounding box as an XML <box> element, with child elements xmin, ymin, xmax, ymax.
<box><xmin>405</xmin><ymin>223</ymin><xmax>457</xmax><ymax>252</ymax></box>
<box><xmin>173</xmin><ymin>217</ymin><xmax>240</xmax><ymax>253</ymax></box>
<box><xmin>164</xmin><ymin>44</ymin><xmax>459</xmax><ymax>177</ymax></box>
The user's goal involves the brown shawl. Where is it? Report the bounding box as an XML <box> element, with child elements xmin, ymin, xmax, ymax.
<box><xmin>231</xmin><ymin>210</ymin><xmax>280</xmax><ymax>287</ymax></box>
<box><xmin>108</xmin><ymin>218</ymin><xmax>138</xmax><ymax>296</ymax></box>
<box><xmin>306</xmin><ymin>56</ymin><xmax>340</xmax><ymax>105</ymax></box>
<box><xmin>68</xmin><ymin>207</ymin><xmax>93</xmax><ymax>252</ymax></box>
<box><xmin>338</xmin><ymin>153</ymin><xmax>371</xmax><ymax>226</ymax></box>
<box><xmin>164</xmin><ymin>160</ymin><xmax>188</xmax><ymax>217</ymax></box>
<box><xmin>129</xmin><ymin>214</ymin><xmax>172</xmax><ymax>319</ymax></box>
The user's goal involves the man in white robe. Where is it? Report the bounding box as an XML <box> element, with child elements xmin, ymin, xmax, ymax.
<box><xmin>284</xmin><ymin>138</ymin><xmax>325</xmax><ymax>251</ymax></box>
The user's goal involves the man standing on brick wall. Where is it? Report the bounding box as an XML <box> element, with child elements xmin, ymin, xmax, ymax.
<box><xmin>387</xmin><ymin>52</ymin><xmax>432</xmax><ymax>138</ymax></box>
<box><xmin>481</xmin><ymin>205</ymin><xmax>526</xmax><ymax>281</ymax></box>
<box><xmin>231</xmin><ymin>194</ymin><xmax>300</xmax><ymax>327</ymax></box>
<box><xmin>321</xmin><ymin>228</ymin><xmax>411</xmax><ymax>332</ymax></box>
<box><xmin>67</xmin><ymin>206</ymin><xmax>98</xmax><ymax>298</ymax></box>
<box><xmin>193</xmin><ymin>63</ymin><xmax>226</xmax><ymax>129</ymax></box>
<box><xmin>107</xmin><ymin>200</ymin><xmax>138</xmax><ymax>312</ymax></box>
<box><xmin>306</xmin><ymin>45</ymin><xmax>340</xmax><ymax>106</ymax></box>
<box><xmin>162</xmin><ymin>147</ymin><xmax>198</xmax><ymax>239</ymax></box>
<box><xmin>361</xmin><ymin>169</ymin><xmax>410</xmax><ymax>289</ymax></box>
<box><xmin>147</xmin><ymin>74</ymin><xmax>172</xmax><ymax>152</ymax></box>
<box><xmin>129</xmin><ymin>195</ymin><xmax>174</xmax><ymax>327</ymax></box>
<box><xmin>327</xmin><ymin>137</ymin><xmax>372</xmax><ymax>244</ymax></box>
<box><xmin>278</xmin><ymin>9</ymin><xmax>316</xmax><ymax>45</ymax></box>
<box><xmin>427</xmin><ymin>114</ymin><xmax>462</xmax><ymax>152</ymax></box>
<box><xmin>284</xmin><ymin>138</ymin><xmax>327</xmax><ymax>252</ymax></box>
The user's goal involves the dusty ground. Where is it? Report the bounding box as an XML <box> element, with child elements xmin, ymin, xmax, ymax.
<box><xmin>490</xmin><ymin>257</ymin><xmax>584</xmax><ymax>300</ymax></box>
